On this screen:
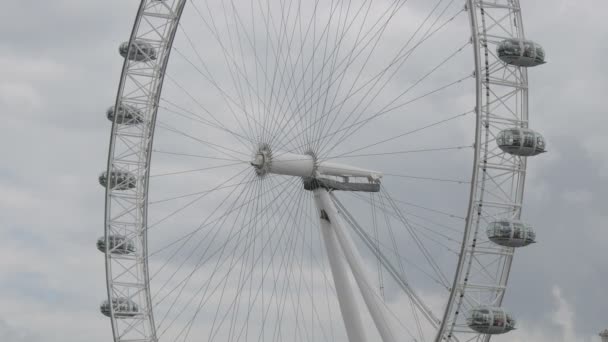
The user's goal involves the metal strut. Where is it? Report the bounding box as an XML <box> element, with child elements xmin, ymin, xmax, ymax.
<box><xmin>313</xmin><ymin>189</ymin><xmax>398</xmax><ymax>342</ymax></box>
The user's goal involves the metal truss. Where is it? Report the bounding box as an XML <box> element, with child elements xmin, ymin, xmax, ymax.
<box><xmin>435</xmin><ymin>1</ymin><xmax>531</xmax><ymax>341</ymax></box>
<box><xmin>104</xmin><ymin>1</ymin><xmax>187</xmax><ymax>342</ymax></box>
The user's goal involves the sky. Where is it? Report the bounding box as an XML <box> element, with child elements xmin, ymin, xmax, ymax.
<box><xmin>1</xmin><ymin>0</ymin><xmax>608</xmax><ymax>341</ymax></box>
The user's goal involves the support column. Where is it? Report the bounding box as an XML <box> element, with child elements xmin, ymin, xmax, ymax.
<box><xmin>316</xmin><ymin>189</ymin><xmax>398</xmax><ymax>342</ymax></box>
<box><xmin>314</xmin><ymin>191</ymin><xmax>367</xmax><ymax>342</ymax></box>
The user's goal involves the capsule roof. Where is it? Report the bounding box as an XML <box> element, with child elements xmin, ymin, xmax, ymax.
<box><xmin>467</xmin><ymin>306</ymin><xmax>515</xmax><ymax>335</ymax></box>
<box><xmin>497</xmin><ymin>38</ymin><xmax>546</xmax><ymax>67</ymax></box>
<box><xmin>119</xmin><ymin>40</ymin><xmax>157</xmax><ymax>61</ymax></box>
<box><xmin>487</xmin><ymin>219</ymin><xmax>536</xmax><ymax>248</ymax></box>
<box><xmin>497</xmin><ymin>128</ymin><xmax>546</xmax><ymax>157</ymax></box>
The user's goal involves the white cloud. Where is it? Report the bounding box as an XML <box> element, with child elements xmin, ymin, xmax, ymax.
<box><xmin>1</xmin><ymin>0</ymin><xmax>607</xmax><ymax>341</ymax></box>
<box><xmin>0</xmin><ymin>82</ymin><xmax>42</xmax><ymax>110</ymax></box>
<box><xmin>560</xmin><ymin>189</ymin><xmax>593</xmax><ymax>205</ymax></box>
<box><xmin>495</xmin><ymin>286</ymin><xmax>599</xmax><ymax>342</ymax></box>
<box><xmin>0</xmin><ymin>319</ymin><xmax>38</xmax><ymax>342</ymax></box>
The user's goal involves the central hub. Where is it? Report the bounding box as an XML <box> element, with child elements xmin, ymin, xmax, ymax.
<box><xmin>250</xmin><ymin>144</ymin><xmax>272</xmax><ymax>176</ymax></box>
<box><xmin>250</xmin><ymin>144</ymin><xmax>383</xmax><ymax>191</ymax></box>
<box><xmin>251</xmin><ymin>144</ymin><xmax>316</xmax><ymax>178</ymax></box>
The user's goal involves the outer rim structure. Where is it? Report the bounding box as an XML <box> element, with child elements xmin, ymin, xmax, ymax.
<box><xmin>104</xmin><ymin>1</ymin><xmax>187</xmax><ymax>341</ymax></box>
<box><xmin>103</xmin><ymin>1</ymin><xmax>536</xmax><ymax>341</ymax></box>
<box><xmin>435</xmin><ymin>1</ymin><xmax>531</xmax><ymax>340</ymax></box>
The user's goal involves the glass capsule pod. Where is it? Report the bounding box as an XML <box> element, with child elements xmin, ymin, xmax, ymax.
<box><xmin>486</xmin><ymin>219</ymin><xmax>536</xmax><ymax>247</ymax></box>
<box><xmin>119</xmin><ymin>40</ymin><xmax>157</xmax><ymax>61</ymax></box>
<box><xmin>99</xmin><ymin>170</ymin><xmax>137</xmax><ymax>190</ymax></box>
<box><xmin>496</xmin><ymin>128</ymin><xmax>546</xmax><ymax>157</ymax></box>
<box><xmin>100</xmin><ymin>298</ymin><xmax>139</xmax><ymax>318</ymax></box>
<box><xmin>106</xmin><ymin>104</ymin><xmax>143</xmax><ymax>125</ymax></box>
<box><xmin>497</xmin><ymin>39</ymin><xmax>546</xmax><ymax>67</ymax></box>
<box><xmin>467</xmin><ymin>307</ymin><xmax>516</xmax><ymax>335</ymax></box>
<box><xmin>96</xmin><ymin>235</ymin><xmax>136</xmax><ymax>254</ymax></box>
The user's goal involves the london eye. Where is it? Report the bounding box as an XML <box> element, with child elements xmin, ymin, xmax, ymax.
<box><xmin>99</xmin><ymin>1</ymin><xmax>548</xmax><ymax>341</ymax></box>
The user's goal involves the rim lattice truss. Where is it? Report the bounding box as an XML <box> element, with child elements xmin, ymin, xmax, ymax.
<box><xmin>101</xmin><ymin>0</ymin><xmax>547</xmax><ymax>341</ymax></box>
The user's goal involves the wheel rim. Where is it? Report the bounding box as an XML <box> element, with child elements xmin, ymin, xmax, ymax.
<box><xmin>102</xmin><ymin>1</ymin><xmax>545</xmax><ymax>341</ymax></box>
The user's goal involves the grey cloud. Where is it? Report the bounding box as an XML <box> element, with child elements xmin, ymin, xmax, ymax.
<box><xmin>0</xmin><ymin>319</ymin><xmax>38</xmax><ymax>342</ymax></box>
<box><xmin>1</xmin><ymin>0</ymin><xmax>607</xmax><ymax>341</ymax></box>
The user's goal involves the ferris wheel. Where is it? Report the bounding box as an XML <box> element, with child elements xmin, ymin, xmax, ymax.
<box><xmin>99</xmin><ymin>0</ymin><xmax>548</xmax><ymax>341</ymax></box>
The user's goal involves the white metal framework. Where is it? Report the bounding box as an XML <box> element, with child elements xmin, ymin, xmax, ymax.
<box><xmin>436</xmin><ymin>1</ymin><xmax>535</xmax><ymax>340</ymax></box>
<box><xmin>102</xmin><ymin>1</ymin><xmax>545</xmax><ymax>341</ymax></box>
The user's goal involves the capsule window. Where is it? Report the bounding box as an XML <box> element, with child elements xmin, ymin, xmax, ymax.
<box><xmin>497</xmin><ymin>128</ymin><xmax>546</xmax><ymax>156</ymax></box>
<box><xmin>511</xmin><ymin>131</ymin><xmax>521</xmax><ymax>146</ymax></box>
<box><xmin>493</xmin><ymin>311</ymin><xmax>505</xmax><ymax>327</ymax></box>
<box><xmin>523</xmin><ymin>42</ymin><xmax>534</xmax><ymax>58</ymax></box>
<box><xmin>496</xmin><ymin>134</ymin><xmax>504</xmax><ymax>145</ymax></box>
<box><xmin>497</xmin><ymin>39</ymin><xmax>546</xmax><ymax>67</ymax></box>
<box><xmin>499</xmin><ymin>223</ymin><xmax>511</xmax><ymax>238</ymax></box>
<box><xmin>513</xmin><ymin>227</ymin><xmax>522</xmax><ymax>239</ymax></box>
<box><xmin>468</xmin><ymin>307</ymin><xmax>516</xmax><ymax>334</ymax></box>
<box><xmin>523</xmin><ymin>132</ymin><xmax>535</xmax><ymax>148</ymax></box>
<box><xmin>536</xmin><ymin>45</ymin><xmax>545</xmax><ymax>62</ymax></box>
<box><xmin>537</xmin><ymin>136</ymin><xmax>545</xmax><ymax>149</ymax></box>
<box><xmin>506</xmin><ymin>315</ymin><xmax>515</xmax><ymax>329</ymax></box>
<box><xmin>487</xmin><ymin>219</ymin><xmax>536</xmax><ymax>247</ymax></box>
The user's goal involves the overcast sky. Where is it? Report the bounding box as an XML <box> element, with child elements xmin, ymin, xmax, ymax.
<box><xmin>1</xmin><ymin>0</ymin><xmax>607</xmax><ymax>341</ymax></box>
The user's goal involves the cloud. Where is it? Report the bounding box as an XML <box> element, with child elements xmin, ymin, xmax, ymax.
<box><xmin>495</xmin><ymin>286</ymin><xmax>598</xmax><ymax>342</ymax></box>
<box><xmin>1</xmin><ymin>0</ymin><xmax>607</xmax><ymax>341</ymax></box>
<box><xmin>551</xmin><ymin>287</ymin><xmax>577</xmax><ymax>341</ymax></box>
<box><xmin>0</xmin><ymin>319</ymin><xmax>38</xmax><ymax>342</ymax></box>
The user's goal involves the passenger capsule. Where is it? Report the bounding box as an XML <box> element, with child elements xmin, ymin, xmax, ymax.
<box><xmin>97</xmin><ymin>235</ymin><xmax>136</xmax><ymax>254</ymax></box>
<box><xmin>100</xmin><ymin>298</ymin><xmax>139</xmax><ymax>318</ymax></box>
<box><xmin>467</xmin><ymin>307</ymin><xmax>515</xmax><ymax>335</ymax></box>
<box><xmin>496</xmin><ymin>128</ymin><xmax>546</xmax><ymax>157</ymax></box>
<box><xmin>106</xmin><ymin>104</ymin><xmax>143</xmax><ymax>125</ymax></box>
<box><xmin>497</xmin><ymin>39</ymin><xmax>546</xmax><ymax>67</ymax></box>
<box><xmin>119</xmin><ymin>40</ymin><xmax>157</xmax><ymax>61</ymax></box>
<box><xmin>99</xmin><ymin>170</ymin><xmax>137</xmax><ymax>190</ymax></box>
<box><xmin>486</xmin><ymin>219</ymin><xmax>536</xmax><ymax>248</ymax></box>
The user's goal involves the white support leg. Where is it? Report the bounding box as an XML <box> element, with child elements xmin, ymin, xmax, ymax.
<box><xmin>315</xmin><ymin>189</ymin><xmax>398</xmax><ymax>342</ymax></box>
<box><xmin>314</xmin><ymin>191</ymin><xmax>367</xmax><ymax>342</ymax></box>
